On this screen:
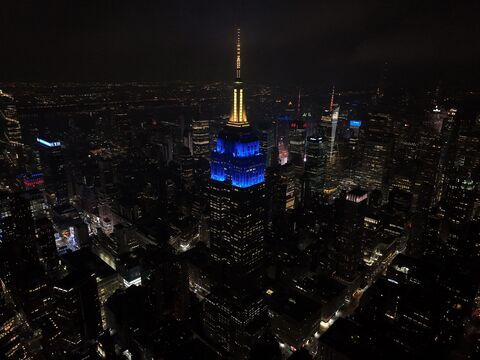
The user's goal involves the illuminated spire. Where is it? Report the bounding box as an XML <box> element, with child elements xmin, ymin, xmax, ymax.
<box><xmin>236</xmin><ymin>28</ymin><xmax>241</xmax><ymax>80</ymax></box>
<box><xmin>329</xmin><ymin>85</ymin><xmax>335</xmax><ymax>113</ymax></box>
<box><xmin>227</xmin><ymin>28</ymin><xmax>248</xmax><ymax>127</ymax></box>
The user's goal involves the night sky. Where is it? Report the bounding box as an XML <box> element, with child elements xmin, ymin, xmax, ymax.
<box><xmin>2</xmin><ymin>0</ymin><xmax>479</xmax><ymax>88</ymax></box>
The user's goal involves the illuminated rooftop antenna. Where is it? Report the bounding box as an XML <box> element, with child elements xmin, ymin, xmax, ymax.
<box><xmin>297</xmin><ymin>88</ymin><xmax>302</xmax><ymax>115</ymax></box>
<box><xmin>329</xmin><ymin>85</ymin><xmax>335</xmax><ymax>113</ymax></box>
<box><xmin>235</xmin><ymin>27</ymin><xmax>241</xmax><ymax>80</ymax></box>
<box><xmin>227</xmin><ymin>28</ymin><xmax>248</xmax><ymax>127</ymax></box>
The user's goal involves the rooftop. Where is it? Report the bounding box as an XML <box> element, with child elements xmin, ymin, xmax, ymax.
<box><xmin>61</xmin><ymin>248</ymin><xmax>116</xmax><ymax>279</ymax></box>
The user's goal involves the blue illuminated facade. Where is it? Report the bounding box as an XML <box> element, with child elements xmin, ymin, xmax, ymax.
<box><xmin>210</xmin><ymin>129</ymin><xmax>265</xmax><ymax>188</ymax></box>
<box><xmin>277</xmin><ymin>115</ymin><xmax>291</xmax><ymax>121</ymax></box>
<box><xmin>349</xmin><ymin>120</ymin><xmax>362</xmax><ymax>127</ymax></box>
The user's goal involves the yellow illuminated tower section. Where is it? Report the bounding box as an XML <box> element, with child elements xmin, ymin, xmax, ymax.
<box><xmin>227</xmin><ymin>28</ymin><xmax>248</xmax><ymax>127</ymax></box>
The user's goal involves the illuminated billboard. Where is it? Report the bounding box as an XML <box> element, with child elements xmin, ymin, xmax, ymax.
<box><xmin>37</xmin><ymin>138</ymin><xmax>62</xmax><ymax>148</ymax></box>
<box><xmin>349</xmin><ymin>120</ymin><xmax>362</xmax><ymax>127</ymax></box>
<box><xmin>54</xmin><ymin>226</ymin><xmax>78</xmax><ymax>254</ymax></box>
<box><xmin>22</xmin><ymin>173</ymin><xmax>44</xmax><ymax>188</ymax></box>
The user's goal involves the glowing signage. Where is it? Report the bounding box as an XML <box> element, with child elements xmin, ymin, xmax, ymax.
<box><xmin>346</xmin><ymin>191</ymin><xmax>368</xmax><ymax>203</ymax></box>
<box><xmin>23</xmin><ymin>173</ymin><xmax>45</xmax><ymax>188</ymax></box>
<box><xmin>349</xmin><ymin>120</ymin><xmax>362</xmax><ymax>127</ymax></box>
<box><xmin>37</xmin><ymin>138</ymin><xmax>62</xmax><ymax>148</ymax></box>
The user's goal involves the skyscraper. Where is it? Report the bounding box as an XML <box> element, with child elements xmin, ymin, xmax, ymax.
<box><xmin>204</xmin><ymin>29</ymin><xmax>267</xmax><ymax>359</ymax></box>
<box><xmin>51</xmin><ymin>272</ymin><xmax>102</xmax><ymax>356</ymax></box>
<box><xmin>258</xmin><ymin>125</ymin><xmax>275</xmax><ymax>168</ymax></box>
<box><xmin>0</xmin><ymin>90</ymin><xmax>23</xmax><ymax>174</ymax></box>
<box><xmin>440</xmin><ymin>173</ymin><xmax>475</xmax><ymax>260</ymax></box>
<box><xmin>0</xmin><ymin>191</ymin><xmax>38</xmax><ymax>289</ymax></box>
<box><xmin>288</xmin><ymin>93</ymin><xmax>307</xmax><ymax>207</ymax></box>
<box><xmin>37</xmin><ymin>137</ymin><xmax>68</xmax><ymax>206</ymax></box>
<box><xmin>192</xmin><ymin>117</ymin><xmax>210</xmax><ymax>161</ymax></box>
<box><xmin>288</xmin><ymin>115</ymin><xmax>307</xmax><ymax>174</ymax></box>
<box><xmin>0</xmin><ymin>191</ymin><xmax>52</xmax><ymax>331</ymax></box>
<box><xmin>34</xmin><ymin>217</ymin><xmax>58</xmax><ymax>274</ymax></box>
<box><xmin>356</xmin><ymin>113</ymin><xmax>393</xmax><ymax>198</ymax></box>
<box><xmin>321</xmin><ymin>105</ymin><xmax>340</xmax><ymax>186</ymax></box>
<box><xmin>331</xmin><ymin>189</ymin><xmax>368</xmax><ymax>282</ymax></box>
<box><xmin>0</xmin><ymin>297</ymin><xmax>31</xmax><ymax>360</ymax></box>
<box><xmin>209</xmin><ymin>28</ymin><xmax>265</xmax><ymax>276</ymax></box>
<box><xmin>0</xmin><ymin>90</ymin><xmax>22</xmax><ymax>145</ymax></box>
<box><xmin>305</xmin><ymin>134</ymin><xmax>327</xmax><ymax>203</ymax></box>
<box><xmin>179</xmin><ymin>146</ymin><xmax>194</xmax><ymax>192</ymax></box>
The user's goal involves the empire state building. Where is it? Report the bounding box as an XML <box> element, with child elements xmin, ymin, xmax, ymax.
<box><xmin>204</xmin><ymin>29</ymin><xmax>268</xmax><ymax>359</ymax></box>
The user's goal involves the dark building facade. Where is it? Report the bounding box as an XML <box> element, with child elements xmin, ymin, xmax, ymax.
<box><xmin>37</xmin><ymin>137</ymin><xmax>68</xmax><ymax>206</ymax></box>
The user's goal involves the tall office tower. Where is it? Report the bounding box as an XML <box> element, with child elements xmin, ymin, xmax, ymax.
<box><xmin>183</xmin><ymin>126</ymin><xmax>193</xmax><ymax>154</ymax></box>
<box><xmin>277</xmin><ymin>163</ymin><xmax>296</xmax><ymax>211</ymax></box>
<box><xmin>205</xmin><ymin>29</ymin><xmax>267</xmax><ymax>359</ymax></box>
<box><xmin>35</xmin><ymin>217</ymin><xmax>59</xmax><ymax>273</ymax></box>
<box><xmin>37</xmin><ymin>137</ymin><xmax>68</xmax><ymax>206</ymax></box>
<box><xmin>192</xmin><ymin>117</ymin><xmax>210</xmax><ymax>161</ymax></box>
<box><xmin>141</xmin><ymin>245</ymin><xmax>190</xmax><ymax>322</ymax></box>
<box><xmin>179</xmin><ymin>146</ymin><xmax>195</xmax><ymax>191</ymax></box>
<box><xmin>304</xmin><ymin>135</ymin><xmax>327</xmax><ymax>204</ymax></box>
<box><xmin>0</xmin><ymin>90</ymin><xmax>22</xmax><ymax>145</ymax></box>
<box><xmin>0</xmin><ymin>191</ymin><xmax>38</xmax><ymax>289</ymax></box>
<box><xmin>432</xmin><ymin>108</ymin><xmax>458</xmax><ymax>206</ymax></box>
<box><xmin>96</xmin><ymin>155</ymin><xmax>118</xmax><ymax>222</ymax></box>
<box><xmin>258</xmin><ymin>124</ymin><xmax>275</xmax><ymax>168</ymax></box>
<box><xmin>0</xmin><ymin>297</ymin><xmax>31</xmax><ymax>360</ymax></box>
<box><xmin>0</xmin><ymin>191</ymin><xmax>51</xmax><ymax>330</ymax></box>
<box><xmin>322</xmin><ymin>107</ymin><xmax>339</xmax><ymax>161</ymax></box>
<box><xmin>329</xmin><ymin>107</ymin><xmax>340</xmax><ymax>158</ymax></box>
<box><xmin>61</xmin><ymin>249</ymin><xmax>122</xmax><ymax>331</ymax></box>
<box><xmin>329</xmin><ymin>85</ymin><xmax>336</xmax><ymax>113</ymax></box>
<box><xmin>51</xmin><ymin>272</ymin><xmax>102</xmax><ymax>356</ymax></box>
<box><xmin>429</xmin><ymin>106</ymin><xmax>448</xmax><ymax>134</ymax></box>
<box><xmin>346</xmin><ymin>119</ymin><xmax>362</xmax><ymax>172</ymax></box>
<box><xmin>455</xmin><ymin>126</ymin><xmax>480</xmax><ymax>173</ymax></box>
<box><xmin>320</xmin><ymin>106</ymin><xmax>340</xmax><ymax>184</ymax></box>
<box><xmin>440</xmin><ymin>173</ymin><xmax>475</xmax><ymax>260</ymax></box>
<box><xmin>413</xmin><ymin>131</ymin><xmax>443</xmax><ymax>210</ymax></box>
<box><xmin>390</xmin><ymin>116</ymin><xmax>417</xmax><ymax>197</ymax></box>
<box><xmin>288</xmin><ymin>115</ymin><xmax>307</xmax><ymax>174</ymax></box>
<box><xmin>266</xmin><ymin>163</ymin><xmax>296</xmax><ymax>243</ymax></box>
<box><xmin>356</xmin><ymin>113</ymin><xmax>393</xmax><ymax>198</ymax></box>
<box><xmin>0</xmin><ymin>91</ymin><xmax>23</xmax><ymax>173</ymax></box>
<box><xmin>331</xmin><ymin>189</ymin><xmax>368</xmax><ymax>282</ymax></box>
<box><xmin>288</xmin><ymin>110</ymin><xmax>307</xmax><ymax>206</ymax></box>
<box><xmin>304</xmin><ymin>111</ymin><xmax>315</xmax><ymax>137</ymax></box>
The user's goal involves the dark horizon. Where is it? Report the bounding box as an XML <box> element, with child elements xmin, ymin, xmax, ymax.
<box><xmin>2</xmin><ymin>1</ymin><xmax>480</xmax><ymax>89</ymax></box>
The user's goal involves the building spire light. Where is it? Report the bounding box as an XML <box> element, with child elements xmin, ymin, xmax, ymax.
<box><xmin>227</xmin><ymin>27</ymin><xmax>249</xmax><ymax>127</ymax></box>
<box><xmin>329</xmin><ymin>85</ymin><xmax>335</xmax><ymax>113</ymax></box>
<box><xmin>236</xmin><ymin>27</ymin><xmax>241</xmax><ymax>80</ymax></box>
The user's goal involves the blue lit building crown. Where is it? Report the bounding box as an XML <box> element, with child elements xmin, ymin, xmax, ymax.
<box><xmin>211</xmin><ymin>128</ymin><xmax>265</xmax><ymax>188</ymax></box>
